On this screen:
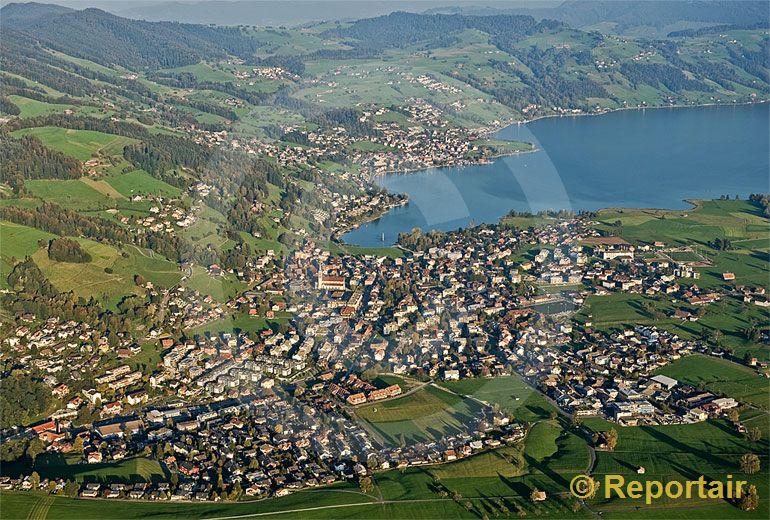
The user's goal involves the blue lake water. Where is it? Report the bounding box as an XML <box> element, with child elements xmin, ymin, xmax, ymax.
<box><xmin>343</xmin><ymin>103</ymin><xmax>770</xmax><ymax>247</ymax></box>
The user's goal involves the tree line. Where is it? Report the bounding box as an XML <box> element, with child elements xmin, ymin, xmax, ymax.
<box><xmin>0</xmin><ymin>133</ymin><xmax>83</xmax><ymax>193</ymax></box>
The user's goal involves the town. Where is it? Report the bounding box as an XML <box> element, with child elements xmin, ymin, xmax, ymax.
<box><xmin>2</xmin><ymin>210</ymin><xmax>767</xmax><ymax>502</ymax></box>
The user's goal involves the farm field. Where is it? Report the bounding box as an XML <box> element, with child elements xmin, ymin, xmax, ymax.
<box><xmin>657</xmin><ymin>354</ymin><xmax>770</xmax><ymax>409</ymax></box>
<box><xmin>596</xmin><ymin>199</ymin><xmax>768</xmax><ymax>245</ymax></box>
<box><xmin>106</xmin><ymin>170</ymin><xmax>182</xmax><ymax>198</ymax></box>
<box><xmin>30</xmin><ymin>238</ymin><xmax>181</xmax><ymax>306</ymax></box>
<box><xmin>10</xmin><ymin>127</ymin><xmax>137</xmax><ymax>161</ymax></box>
<box><xmin>584</xmin><ymin>417</ymin><xmax>769</xmax><ymax>517</ymax></box>
<box><xmin>437</xmin><ymin>374</ymin><xmax>557</xmax><ymax>423</ymax></box>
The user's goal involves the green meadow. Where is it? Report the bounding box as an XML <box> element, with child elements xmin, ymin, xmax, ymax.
<box><xmin>7</xmin><ymin>96</ymin><xmax>76</xmax><ymax>118</ymax></box>
<box><xmin>0</xmin><ymin>220</ymin><xmax>56</xmax><ymax>261</ymax></box>
<box><xmin>356</xmin><ymin>385</ymin><xmax>486</xmax><ymax>445</ymax></box>
<box><xmin>24</xmin><ymin>179</ymin><xmax>115</xmax><ymax>210</ymax></box>
<box><xmin>1</xmin><ymin>454</ymin><xmax>166</xmax><ymax>484</ymax></box>
<box><xmin>596</xmin><ymin>199</ymin><xmax>768</xmax><ymax>246</ymax></box>
<box><xmin>31</xmin><ymin>238</ymin><xmax>181</xmax><ymax>306</ymax></box>
<box><xmin>106</xmin><ymin>170</ymin><xmax>182</xmax><ymax>198</ymax></box>
<box><xmin>438</xmin><ymin>374</ymin><xmax>558</xmax><ymax>423</ymax></box>
<box><xmin>11</xmin><ymin>127</ymin><xmax>137</xmax><ymax>161</ymax></box>
<box><xmin>0</xmin><ymin>220</ymin><xmax>57</xmax><ymax>289</ymax></box>
<box><xmin>585</xmin><ymin>417</ymin><xmax>769</xmax><ymax>518</ymax></box>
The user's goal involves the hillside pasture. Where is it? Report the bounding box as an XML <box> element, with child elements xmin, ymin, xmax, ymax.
<box><xmin>31</xmin><ymin>238</ymin><xmax>180</xmax><ymax>306</ymax></box>
<box><xmin>11</xmin><ymin>127</ymin><xmax>137</xmax><ymax>161</ymax></box>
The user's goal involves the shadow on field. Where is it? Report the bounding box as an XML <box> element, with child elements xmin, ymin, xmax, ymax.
<box><xmin>640</xmin><ymin>426</ymin><xmax>733</xmax><ymax>469</ymax></box>
<box><xmin>523</xmin><ymin>453</ymin><xmax>569</xmax><ymax>489</ymax></box>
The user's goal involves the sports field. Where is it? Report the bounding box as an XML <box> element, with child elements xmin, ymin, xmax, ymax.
<box><xmin>356</xmin><ymin>385</ymin><xmax>485</xmax><ymax>445</ymax></box>
<box><xmin>438</xmin><ymin>374</ymin><xmax>558</xmax><ymax>422</ymax></box>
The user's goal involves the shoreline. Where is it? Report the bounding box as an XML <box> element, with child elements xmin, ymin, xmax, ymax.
<box><xmin>360</xmin><ymin>98</ymin><xmax>768</xmax><ymax>182</ymax></box>
<box><xmin>339</xmin><ymin>100</ymin><xmax>767</xmax><ymax>247</ymax></box>
<box><xmin>370</xmin><ymin>143</ymin><xmax>538</xmax><ymax>179</ymax></box>
<box><xmin>497</xmin><ymin>97</ymin><xmax>770</xmax><ymax>129</ymax></box>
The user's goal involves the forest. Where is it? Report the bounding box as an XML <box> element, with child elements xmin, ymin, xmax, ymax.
<box><xmin>47</xmin><ymin>238</ymin><xmax>92</xmax><ymax>263</ymax></box>
<box><xmin>0</xmin><ymin>133</ymin><xmax>83</xmax><ymax>192</ymax></box>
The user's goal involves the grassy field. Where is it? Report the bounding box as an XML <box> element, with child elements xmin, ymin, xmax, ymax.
<box><xmin>186</xmin><ymin>311</ymin><xmax>291</xmax><ymax>337</ymax></box>
<box><xmin>0</xmin><ymin>220</ymin><xmax>56</xmax><ymax>260</ymax></box>
<box><xmin>356</xmin><ymin>385</ymin><xmax>485</xmax><ymax>445</ymax></box>
<box><xmin>106</xmin><ymin>170</ymin><xmax>182</xmax><ymax>198</ymax></box>
<box><xmin>1</xmin><ymin>454</ymin><xmax>166</xmax><ymax>484</ymax></box>
<box><xmin>11</xmin><ymin>127</ymin><xmax>137</xmax><ymax>162</ymax></box>
<box><xmin>429</xmin><ymin>444</ymin><xmax>525</xmax><ymax>479</ymax></box>
<box><xmin>24</xmin><ymin>179</ymin><xmax>115</xmax><ymax>210</ymax></box>
<box><xmin>437</xmin><ymin>374</ymin><xmax>557</xmax><ymax>423</ymax></box>
<box><xmin>577</xmin><ymin>292</ymin><xmax>770</xmax><ymax>362</ymax></box>
<box><xmin>186</xmin><ymin>266</ymin><xmax>247</xmax><ymax>303</ymax></box>
<box><xmin>522</xmin><ymin>421</ymin><xmax>562</xmax><ymax>461</ymax></box>
<box><xmin>31</xmin><ymin>239</ymin><xmax>181</xmax><ymax>306</ymax></box>
<box><xmin>584</xmin><ymin>417</ymin><xmax>769</xmax><ymax>518</ymax></box>
<box><xmin>7</xmin><ymin>95</ymin><xmax>76</xmax><ymax>118</ymax></box>
<box><xmin>657</xmin><ymin>354</ymin><xmax>770</xmax><ymax>409</ymax></box>
<box><xmin>0</xmin><ymin>220</ymin><xmax>56</xmax><ymax>289</ymax></box>
<box><xmin>596</xmin><ymin>200</ymin><xmax>768</xmax><ymax>245</ymax></box>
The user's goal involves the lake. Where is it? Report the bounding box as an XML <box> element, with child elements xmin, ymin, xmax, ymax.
<box><xmin>342</xmin><ymin>103</ymin><xmax>770</xmax><ymax>247</ymax></box>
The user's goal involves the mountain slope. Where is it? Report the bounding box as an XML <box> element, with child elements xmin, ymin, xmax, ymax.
<box><xmin>0</xmin><ymin>4</ymin><xmax>260</xmax><ymax>69</ymax></box>
<box><xmin>0</xmin><ymin>1</ymin><xmax>74</xmax><ymax>29</ymax></box>
<box><xmin>427</xmin><ymin>0</ymin><xmax>769</xmax><ymax>35</ymax></box>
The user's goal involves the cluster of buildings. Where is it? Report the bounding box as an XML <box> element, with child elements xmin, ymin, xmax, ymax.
<box><xmin>508</xmin><ymin>324</ymin><xmax>731</xmax><ymax>425</ymax></box>
<box><xmin>233</xmin><ymin>66</ymin><xmax>299</xmax><ymax>82</ymax></box>
<box><xmin>3</xmin><ymin>201</ymin><xmax>765</xmax><ymax>504</ymax></box>
<box><xmin>150</xmin><ymin>331</ymin><xmax>308</xmax><ymax>399</ymax></box>
<box><xmin>115</xmin><ymin>196</ymin><xmax>198</xmax><ymax>234</ymax></box>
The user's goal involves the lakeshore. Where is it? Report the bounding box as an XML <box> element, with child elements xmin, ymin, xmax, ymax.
<box><xmin>342</xmin><ymin>102</ymin><xmax>770</xmax><ymax>247</ymax></box>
